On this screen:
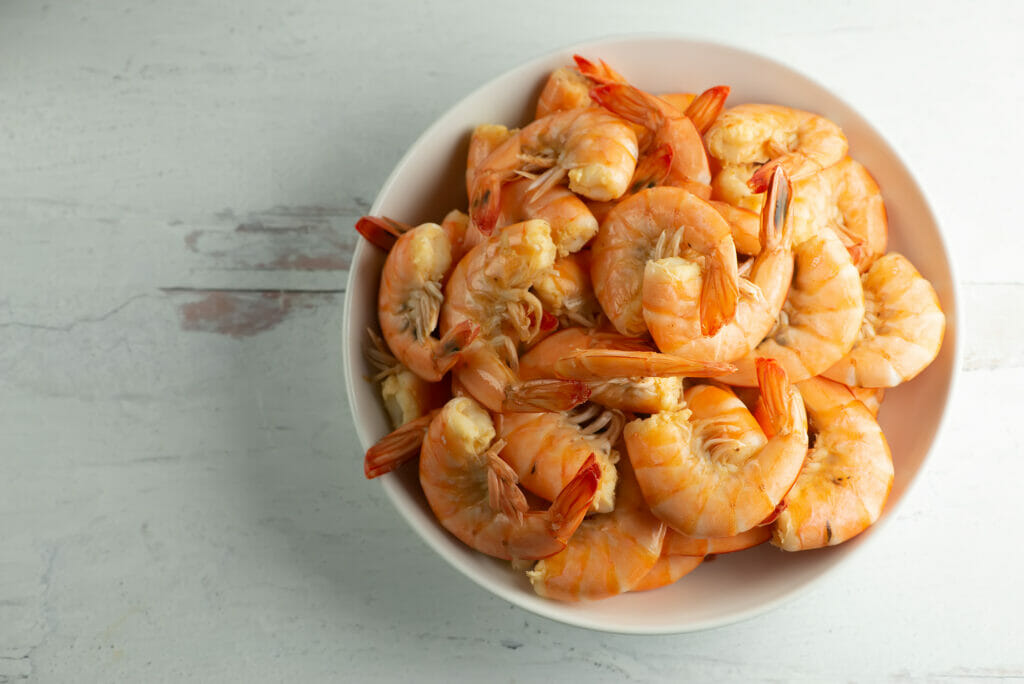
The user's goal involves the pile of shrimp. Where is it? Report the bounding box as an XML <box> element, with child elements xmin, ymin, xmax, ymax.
<box><xmin>356</xmin><ymin>55</ymin><xmax>946</xmax><ymax>602</ymax></box>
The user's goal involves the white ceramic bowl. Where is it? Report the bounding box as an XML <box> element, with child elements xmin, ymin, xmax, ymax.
<box><xmin>342</xmin><ymin>36</ymin><xmax>960</xmax><ymax>633</ymax></box>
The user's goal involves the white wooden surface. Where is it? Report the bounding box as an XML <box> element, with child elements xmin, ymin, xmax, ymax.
<box><xmin>2</xmin><ymin>1</ymin><xmax>1022</xmax><ymax>681</ymax></box>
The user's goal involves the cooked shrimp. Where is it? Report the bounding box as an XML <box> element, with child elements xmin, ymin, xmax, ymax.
<box><xmin>532</xmin><ymin>251</ymin><xmax>602</xmax><ymax>329</ymax></box>
<box><xmin>527</xmin><ymin>457</ymin><xmax>667</xmax><ymax>600</ymax></box>
<box><xmin>823</xmin><ymin>252</ymin><xmax>945</xmax><ymax>387</ymax></box>
<box><xmin>721</xmin><ymin>226</ymin><xmax>865</xmax><ymax>386</ymax></box>
<box><xmin>789</xmin><ymin>158</ymin><xmax>887</xmax><ymax>270</ymax></box>
<box><xmin>366</xmin><ymin>329</ymin><xmax>448</xmax><ymax>427</ymax></box>
<box><xmin>467</xmin><ymin>123</ymin><xmax>600</xmax><ymax>256</ymax></box>
<box><xmin>643</xmin><ymin>167</ymin><xmax>793</xmax><ymax>358</ymax></box>
<box><xmin>441</xmin><ymin>219</ymin><xmax>589</xmax><ymax>413</ymax></box>
<box><xmin>418</xmin><ymin>397</ymin><xmax>600</xmax><ymax>560</ymax></box>
<box><xmin>378</xmin><ymin>222</ymin><xmax>479</xmax><ymax>382</ymax></box>
<box><xmin>591</xmin><ymin>186</ymin><xmax>739</xmax><ymax>337</ymax></box>
<box><xmin>363</xmin><ymin>409</ymin><xmax>439</xmax><ymax>479</ymax></box>
<box><xmin>469</xmin><ymin>108</ymin><xmax>639</xmax><ymax>234</ymax></box>
<box><xmin>519</xmin><ymin>327</ymin><xmax>686</xmax><ymax>413</ymax></box>
<box><xmin>625</xmin><ymin>359</ymin><xmax>808</xmax><ymax>538</ymax></box>
<box><xmin>705</xmin><ymin>103</ymin><xmax>848</xmax><ymax>193</ymax></box>
<box><xmin>497</xmin><ymin>403</ymin><xmax>624</xmax><ymax>513</ymax></box>
<box><xmin>773</xmin><ymin>376</ymin><xmax>893</xmax><ymax>551</ymax></box>
<box><xmin>591</xmin><ymin>83</ymin><xmax>712</xmax><ymax>198</ymax></box>
<box><xmin>499</xmin><ymin>179</ymin><xmax>599</xmax><ymax>257</ymax></box>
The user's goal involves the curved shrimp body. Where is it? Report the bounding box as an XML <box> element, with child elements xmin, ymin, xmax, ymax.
<box><xmin>772</xmin><ymin>376</ymin><xmax>893</xmax><ymax>551</ymax></box>
<box><xmin>532</xmin><ymin>251</ymin><xmax>602</xmax><ymax>329</ymax></box>
<box><xmin>468</xmin><ymin>124</ymin><xmax>599</xmax><ymax>256</ymax></box>
<box><xmin>527</xmin><ymin>457</ymin><xmax>667</xmax><ymax>601</ymax></box>
<box><xmin>499</xmin><ymin>179</ymin><xmax>599</xmax><ymax>257</ymax></box>
<box><xmin>441</xmin><ymin>220</ymin><xmax>589</xmax><ymax>414</ymax></box>
<box><xmin>721</xmin><ymin>226</ymin><xmax>865</xmax><ymax>386</ymax></box>
<box><xmin>705</xmin><ymin>103</ymin><xmax>848</xmax><ymax>193</ymax></box>
<box><xmin>497</xmin><ymin>403</ymin><xmax>623</xmax><ymax>513</ymax></box>
<box><xmin>789</xmin><ymin>158</ymin><xmax>887</xmax><ymax>271</ymax></box>
<box><xmin>469</xmin><ymin>108</ymin><xmax>639</xmax><ymax>234</ymax></box>
<box><xmin>419</xmin><ymin>397</ymin><xmax>600</xmax><ymax>561</ymax></box>
<box><xmin>591</xmin><ymin>186</ymin><xmax>739</xmax><ymax>337</ymax></box>
<box><xmin>823</xmin><ymin>253</ymin><xmax>945</xmax><ymax>388</ymax></box>
<box><xmin>591</xmin><ymin>83</ymin><xmax>712</xmax><ymax>198</ymax></box>
<box><xmin>378</xmin><ymin>223</ymin><xmax>477</xmax><ymax>382</ymax></box>
<box><xmin>441</xmin><ymin>219</ymin><xmax>555</xmax><ymax>358</ymax></box>
<box><xmin>519</xmin><ymin>328</ymin><xmax>685</xmax><ymax>413</ymax></box>
<box><xmin>625</xmin><ymin>359</ymin><xmax>808</xmax><ymax>538</ymax></box>
<box><xmin>646</xmin><ymin>167</ymin><xmax>793</xmax><ymax>360</ymax></box>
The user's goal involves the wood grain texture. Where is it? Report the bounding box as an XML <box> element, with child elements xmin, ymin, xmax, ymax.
<box><xmin>2</xmin><ymin>0</ymin><xmax>1023</xmax><ymax>681</ymax></box>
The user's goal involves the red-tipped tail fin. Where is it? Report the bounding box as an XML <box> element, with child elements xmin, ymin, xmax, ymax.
<box><xmin>549</xmin><ymin>453</ymin><xmax>600</xmax><ymax>543</ymax></box>
<box><xmin>355</xmin><ymin>216</ymin><xmax>410</xmax><ymax>251</ymax></box>
<box><xmin>684</xmin><ymin>85</ymin><xmax>730</xmax><ymax>135</ymax></box>
<box><xmin>363</xmin><ymin>410</ymin><xmax>439</xmax><ymax>479</ymax></box>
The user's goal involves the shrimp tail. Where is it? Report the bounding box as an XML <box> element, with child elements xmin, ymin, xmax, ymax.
<box><xmin>355</xmin><ymin>216</ymin><xmax>410</xmax><ymax>251</ymax></box>
<box><xmin>435</xmin><ymin>320</ymin><xmax>480</xmax><ymax>375</ymax></box>
<box><xmin>629</xmin><ymin>143</ymin><xmax>674</xmax><ymax>193</ymax></box>
<box><xmin>503</xmin><ymin>378</ymin><xmax>591</xmax><ymax>413</ymax></box>
<box><xmin>363</xmin><ymin>409</ymin><xmax>440</xmax><ymax>479</ymax></box>
<box><xmin>755</xmin><ymin>358</ymin><xmax>797</xmax><ymax>436</ymax></box>
<box><xmin>554</xmin><ymin>349</ymin><xmax>736</xmax><ymax>379</ymax></box>
<box><xmin>760</xmin><ymin>165</ymin><xmax>793</xmax><ymax>252</ymax></box>
<box><xmin>590</xmin><ymin>83</ymin><xmax>660</xmax><ymax>132</ymax></box>
<box><xmin>470</xmin><ymin>172</ymin><xmax>504</xmax><ymax>235</ymax></box>
<box><xmin>700</xmin><ymin>244</ymin><xmax>740</xmax><ymax>336</ymax></box>
<box><xmin>548</xmin><ymin>453</ymin><xmax>600</xmax><ymax>544</ymax></box>
<box><xmin>683</xmin><ymin>85</ymin><xmax>730</xmax><ymax>135</ymax></box>
<box><xmin>572</xmin><ymin>54</ymin><xmax>626</xmax><ymax>84</ymax></box>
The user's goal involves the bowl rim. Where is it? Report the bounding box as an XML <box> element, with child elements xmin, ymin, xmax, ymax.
<box><xmin>342</xmin><ymin>32</ymin><xmax>962</xmax><ymax>634</ymax></box>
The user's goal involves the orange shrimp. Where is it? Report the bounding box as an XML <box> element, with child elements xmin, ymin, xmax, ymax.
<box><xmin>466</xmin><ymin>124</ymin><xmax>599</xmax><ymax>256</ymax></box>
<box><xmin>788</xmin><ymin>158</ymin><xmax>887</xmax><ymax>271</ymax></box>
<box><xmin>705</xmin><ymin>103</ymin><xmax>849</xmax><ymax>194</ymax></box>
<box><xmin>630</xmin><ymin>554</ymin><xmax>703</xmax><ymax>592</ymax></box>
<box><xmin>772</xmin><ymin>376</ymin><xmax>893</xmax><ymax>551</ymax></box>
<box><xmin>822</xmin><ymin>253</ymin><xmax>945</xmax><ymax>388</ymax></box>
<box><xmin>497</xmin><ymin>403</ymin><xmax>624</xmax><ymax>513</ymax></box>
<box><xmin>642</xmin><ymin>167</ymin><xmax>792</xmax><ymax>356</ymax></box>
<box><xmin>721</xmin><ymin>225</ymin><xmax>864</xmax><ymax>386</ymax></box>
<box><xmin>527</xmin><ymin>457</ymin><xmax>666</xmax><ymax>601</ymax></box>
<box><xmin>469</xmin><ymin>108</ymin><xmax>639</xmax><ymax>235</ymax></box>
<box><xmin>591</xmin><ymin>186</ymin><xmax>739</xmax><ymax>337</ymax></box>
<box><xmin>440</xmin><ymin>219</ymin><xmax>589</xmax><ymax>413</ymax></box>
<box><xmin>625</xmin><ymin>359</ymin><xmax>808</xmax><ymax>538</ymax></box>
<box><xmin>518</xmin><ymin>328</ymin><xmax>687</xmax><ymax>413</ymax></box>
<box><xmin>419</xmin><ymin>397</ymin><xmax>599</xmax><ymax>560</ymax></box>
<box><xmin>591</xmin><ymin>83</ymin><xmax>712</xmax><ymax>199</ymax></box>
<box><xmin>377</xmin><ymin>222</ymin><xmax>478</xmax><ymax>382</ymax></box>
<box><xmin>532</xmin><ymin>251</ymin><xmax>602</xmax><ymax>329</ymax></box>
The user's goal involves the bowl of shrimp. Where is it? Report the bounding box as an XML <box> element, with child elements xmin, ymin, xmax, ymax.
<box><xmin>343</xmin><ymin>35</ymin><xmax>959</xmax><ymax>633</ymax></box>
